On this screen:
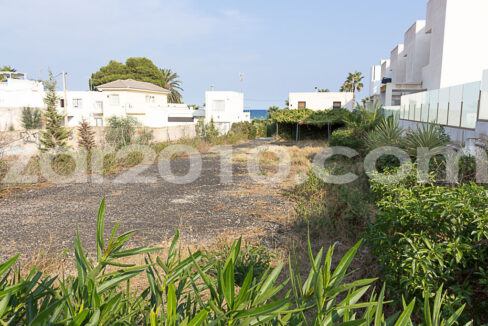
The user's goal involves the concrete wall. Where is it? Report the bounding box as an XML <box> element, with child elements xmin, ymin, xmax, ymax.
<box><xmin>0</xmin><ymin>124</ymin><xmax>197</xmax><ymax>157</ymax></box>
<box><xmin>288</xmin><ymin>92</ymin><xmax>354</xmax><ymax>111</ymax></box>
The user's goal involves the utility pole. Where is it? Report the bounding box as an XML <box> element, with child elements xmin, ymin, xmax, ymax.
<box><xmin>239</xmin><ymin>73</ymin><xmax>244</xmax><ymax>93</ymax></box>
<box><xmin>62</xmin><ymin>71</ymin><xmax>68</xmax><ymax>126</ymax></box>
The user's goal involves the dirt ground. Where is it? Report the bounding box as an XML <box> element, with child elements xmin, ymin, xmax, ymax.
<box><xmin>0</xmin><ymin>140</ymin><xmax>375</xmax><ymax>283</ymax></box>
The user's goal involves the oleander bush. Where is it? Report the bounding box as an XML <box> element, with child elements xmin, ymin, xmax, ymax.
<box><xmin>0</xmin><ymin>200</ymin><xmax>468</xmax><ymax>324</ymax></box>
<box><xmin>366</xmin><ymin>169</ymin><xmax>488</xmax><ymax>323</ymax></box>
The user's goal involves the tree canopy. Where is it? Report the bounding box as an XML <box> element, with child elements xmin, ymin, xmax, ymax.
<box><xmin>90</xmin><ymin>57</ymin><xmax>183</xmax><ymax>103</ymax></box>
<box><xmin>269</xmin><ymin>108</ymin><xmax>352</xmax><ymax>126</ymax></box>
<box><xmin>0</xmin><ymin>66</ymin><xmax>16</xmax><ymax>72</ymax></box>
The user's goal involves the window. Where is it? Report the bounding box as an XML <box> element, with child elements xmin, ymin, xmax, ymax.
<box><xmin>333</xmin><ymin>101</ymin><xmax>341</xmax><ymax>109</ymax></box>
<box><xmin>72</xmin><ymin>98</ymin><xmax>83</xmax><ymax>108</ymax></box>
<box><xmin>145</xmin><ymin>95</ymin><xmax>155</xmax><ymax>103</ymax></box>
<box><xmin>213</xmin><ymin>100</ymin><xmax>225</xmax><ymax>111</ymax></box>
<box><xmin>109</xmin><ymin>94</ymin><xmax>120</xmax><ymax>105</ymax></box>
<box><xmin>298</xmin><ymin>101</ymin><xmax>306</xmax><ymax>109</ymax></box>
<box><xmin>95</xmin><ymin>101</ymin><xmax>103</xmax><ymax>111</ymax></box>
<box><xmin>60</xmin><ymin>99</ymin><xmax>65</xmax><ymax>108</ymax></box>
<box><xmin>95</xmin><ymin>117</ymin><xmax>103</xmax><ymax>127</ymax></box>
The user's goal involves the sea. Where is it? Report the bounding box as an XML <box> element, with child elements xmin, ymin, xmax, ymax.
<box><xmin>244</xmin><ymin>109</ymin><xmax>268</xmax><ymax>120</ymax></box>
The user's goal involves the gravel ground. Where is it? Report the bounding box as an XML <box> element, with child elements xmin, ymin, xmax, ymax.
<box><xmin>0</xmin><ymin>142</ymin><xmax>294</xmax><ymax>261</ymax></box>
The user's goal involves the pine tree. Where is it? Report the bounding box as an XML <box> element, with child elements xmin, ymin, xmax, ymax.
<box><xmin>78</xmin><ymin>118</ymin><xmax>96</xmax><ymax>151</ymax></box>
<box><xmin>21</xmin><ymin>107</ymin><xmax>42</xmax><ymax>129</ymax></box>
<box><xmin>40</xmin><ymin>71</ymin><xmax>71</xmax><ymax>152</ymax></box>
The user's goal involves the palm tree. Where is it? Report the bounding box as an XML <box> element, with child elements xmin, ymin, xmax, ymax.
<box><xmin>340</xmin><ymin>71</ymin><xmax>364</xmax><ymax>110</ymax></box>
<box><xmin>160</xmin><ymin>68</ymin><xmax>183</xmax><ymax>103</ymax></box>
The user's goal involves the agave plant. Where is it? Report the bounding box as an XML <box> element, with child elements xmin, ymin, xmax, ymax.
<box><xmin>402</xmin><ymin>123</ymin><xmax>450</xmax><ymax>158</ymax></box>
<box><xmin>366</xmin><ymin>116</ymin><xmax>404</xmax><ymax>151</ymax></box>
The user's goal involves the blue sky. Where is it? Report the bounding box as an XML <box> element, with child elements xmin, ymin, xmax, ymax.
<box><xmin>1</xmin><ymin>0</ymin><xmax>426</xmax><ymax>109</ymax></box>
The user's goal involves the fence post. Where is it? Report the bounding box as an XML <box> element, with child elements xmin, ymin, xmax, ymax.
<box><xmin>296</xmin><ymin>121</ymin><xmax>299</xmax><ymax>143</ymax></box>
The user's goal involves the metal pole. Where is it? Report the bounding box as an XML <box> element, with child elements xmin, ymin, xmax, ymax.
<box><xmin>296</xmin><ymin>121</ymin><xmax>299</xmax><ymax>143</ymax></box>
<box><xmin>62</xmin><ymin>71</ymin><xmax>68</xmax><ymax>126</ymax></box>
<box><xmin>327</xmin><ymin>122</ymin><xmax>331</xmax><ymax>139</ymax></box>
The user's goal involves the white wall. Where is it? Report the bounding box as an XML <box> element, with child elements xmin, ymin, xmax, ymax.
<box><xmin>0</xmin><ymin>85</ymin><xmax>196</xmax><ymax>130</ymax></box>
<box><xmin>404</xmin><ymin>20</ymin><xmax>431</xmax><ymax>84</ymax></box>
<box><xmin>369</xmin><ymin>64</ymin><xmax>382</xmax><ymax>97</ymax></box>
<box><xmin>390</xmin><ymin>45</ymin><xmax>407</xmax><ymax>84</ymax></box>
<box><xmin>288</xmin><ymin>92</ymin><xmax>354</xmax><ymax>111</ymax></box>
<box><xmin>439</xmin><ymin>0</ymin><xmax>488</xmax><ymax>88</ymax></box>
<box><xmin>204</xmin><ymin>91</ymin><xmax>249</xmax><ymax>133</ymax></box>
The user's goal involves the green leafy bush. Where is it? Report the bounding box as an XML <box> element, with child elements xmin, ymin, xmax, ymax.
<box><xmin>105</xmin><ymin>115</ymin><xmax>140</xmax><ymax>148</ymax></box>
<box><xmin>196</xmin><ymin>118</ymin><xmax>219</xmax><ymax>142</ymax></box>
<box><xmin>329</xmin><ymin>128</ymin><xmax>364</xmax><ymax>149</ymax></box>
<box><xmin>367</xmin><ymin>174</ymin><xmax>488</xmax><ymax>322</ymax></box>
<box><xmin>344</xmin><ymin>101</ymin><xmax>384</xmax><ymax>135</ymax></box>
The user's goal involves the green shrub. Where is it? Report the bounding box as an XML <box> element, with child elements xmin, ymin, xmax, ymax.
<box><xmin>230</xmin><ymin>121</ymin><xmax>252</xmax><ymax>136</ymax></box>
<box><xmin>344</xmin><ymin>101</ymin><xmax>384</xmax><ymax>135</ymax></box>
<box><xmin>135</xmin><ymin>128</ymin><xmax>154</xmax><ymax>145</ymax></box>
<box><xmin>196</xmin><ymin>118</ymin><xmax>219</xmax><ymax>142</ymax></box>
<box><xmin>367</xmin><ymin>173</ymin><xmax>488</xmax><ymax>322</ymax></box>
<box><xmin>291</xmin><ymin>162</ymin><xmax>373</xmax><ymax>240</ymax></box>
<box><xmin>51</xmin><ymin>153</ymin><xmax>76</xmax><ymax>176</ymax></box>
<box><xmin>329</xmin><ymin>128</ymin><xmax>363</xmax><ymax>149</ymax></box>
<box><xmin>105</xmin><ymin>116</ymin><xmax>140</xmax><ymax>148</ymax></box>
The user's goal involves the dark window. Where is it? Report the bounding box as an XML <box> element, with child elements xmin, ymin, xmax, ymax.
<box><xmin>60</xmin><ymin>99</ymin><xmax>65</xmax><ymax>108</ymax></box>
<box><xmin>298</xmin><ymin>101</ymin><xmax>306</xmax><ymax>109</ymax></box>
<box><xmin>333</xmin><ymin>101</ymin><xmax>341</xmax><ymax>109</ymax></box>
<box><xmin>168</xmin><ymin>117</ymin><xmax>194</xmax><ymax>123</ymax></box>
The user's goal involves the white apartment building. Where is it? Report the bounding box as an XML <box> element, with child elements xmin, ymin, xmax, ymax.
<box><xmin>0</xmin><ymin>73</ymin><xmax>196</xmax><ymax>130</ymax></box>
<box><xmin>204</xmin><ymin>91</ymin><xmax>250</xmax><ymax>133</ymax></box>
<box><xmin>368</xmin><ymin>0</ymin><xmax>488</xmax><ymax>108</ymax></box>
<box><xmin>288</xmin><ymin>92</ymin><xmax>354</xmax><ymax>111</ymax></box>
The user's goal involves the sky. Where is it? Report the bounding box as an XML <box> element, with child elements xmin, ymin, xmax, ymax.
<box><xmin>1</xmin><ymin>0</ymin><xmax>427</xmax><ymax>109</ymax></box>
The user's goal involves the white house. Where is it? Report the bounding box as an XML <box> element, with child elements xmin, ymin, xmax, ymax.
<box><xmin>204</xmin><ymin>91</ymin><xmax>250</xmax><ymax>133</ymax></box>
<box><xmin>95</xmin><ymin>79</ymin><xmax>195</xmax><ymax>128</ymax></box>
<box><xmin>368</xmin><ymin>0</ymin><xmax>488</xmax><ymax>108</ymax></box>
<box><xmin>288</xmin><ymin>92</ymin><xmax>354</xmax><ymax>111</ymax></box>
<box><xmin>0</xmin><ymin>74</ymin><xmax>196</xmax><ymax>130</ymax></box>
